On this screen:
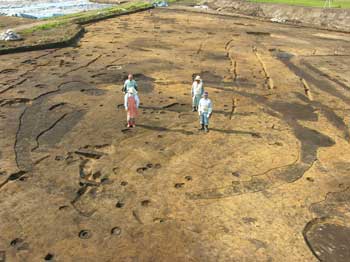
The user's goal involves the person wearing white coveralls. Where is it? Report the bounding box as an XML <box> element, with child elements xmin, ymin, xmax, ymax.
<box><xmin>198</xmin><ymin>91</ymin><xmax>212</xmax><ymax>132</ymax></box>
<box><xmin>191</xmin><ymin>75</ymin><xmax>204</xmax><ymax>112</ymax></box>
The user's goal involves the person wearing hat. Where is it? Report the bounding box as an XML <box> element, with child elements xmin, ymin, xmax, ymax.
<box><xmin>122</xmin><ymin>74</ymin><xmax>138</xmax><ymax>94</ymax></box>
<box><xmin>191</xmin><ymin>75</ymin><xmax>204</xmax><ymax>112</ymax></box>
<box><xmin>198</xmin><ymin>91</ymin><xmax>212</xmax><ymax>132</ymax></box>
<box><xmin>124</xmin><ymin>87</ymin><xmax>140</xmax><ymax>128</ymax></box>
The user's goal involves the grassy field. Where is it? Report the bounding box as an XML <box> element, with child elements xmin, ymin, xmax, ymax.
<box><xmin>248</xmin><ymin>0</ymin><xmax>350</xmax><ymax>8</ymax></box>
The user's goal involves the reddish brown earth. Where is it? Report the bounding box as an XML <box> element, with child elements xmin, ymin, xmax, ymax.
<box><xmin>0</xmin><ymin>16</ymin><xmax>32</xmax><ymax>30</ymax></box>
<box><xmin>0</xmin><ymin>7</ymin><xmax>350</xmax><ymax>262</ymax></box>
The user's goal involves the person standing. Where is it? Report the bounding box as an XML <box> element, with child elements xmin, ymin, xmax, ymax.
<box><xmin>198</xmin><ymin>91</ymin><xmax>212</xmax><ymax>132</ymax></box>
<box><xmin>122</xmin><ymin>74</ymin><xmax>138</xmax><ymax>93</ymax></box>
<box><xmin>191</xmin><ymin>75</ymin><xmax>204</xmax><ymax>112</ymax></box>
<box><xmin>124</xmin><ymin>87</ymin><xmax>140</xmax><ymax>128</ymax></box>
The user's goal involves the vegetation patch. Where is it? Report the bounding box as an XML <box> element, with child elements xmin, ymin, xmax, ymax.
<box><xmin>248</xmin><ymin>0</ymin><xmax>350</xmax><ymax>9</ymax></box>
<box><xmin>21</xmin><ymin>21</ymin><xmax>71</xmax><ymax>34</ymax></box>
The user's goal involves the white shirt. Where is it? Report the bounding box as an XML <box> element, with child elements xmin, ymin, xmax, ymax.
<box><xmin>192</xmin><ymin>81</ymin><xmax>204</xmax><ymax>96</ymax></box>
<box><xmin>198</xmin><ymin>98</ymin><xmax>212</xmax><ymax>115</ymax></box>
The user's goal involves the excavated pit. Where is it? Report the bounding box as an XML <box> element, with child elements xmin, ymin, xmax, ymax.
<box><xmin>0</xmin><ymin>7</ymin><xmax>350</xmax><ymax>262</ymax></box>
<box><xmin>303</xmin><ymin>218</ymin><xmax>350</xmax><ymax>262</ymax></box>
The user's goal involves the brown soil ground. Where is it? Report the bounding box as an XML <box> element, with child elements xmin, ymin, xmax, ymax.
<box><xmin>0</xmin><ymin>23</ymin><xmax>82</xmax><ymax>50</ymax></box>
<box><xmin>1</xmin><ymin>7</ymin><xmax>350</xmax><ymax>262</ymax></box>
<box><xmin>0</xmin><ymin>16</ymin><xmax>33</xmax><ymax>30</ymax></box>
<box><xmin>208</xmin><ymin>0</ymin><xmax>350</xmax><ymax>32</ymax></box>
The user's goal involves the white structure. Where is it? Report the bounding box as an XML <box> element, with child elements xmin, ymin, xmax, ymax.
<box><xmin>0</xmin><ymin>29</ymin><xmax>22</xmax><ymax>41</ymax></box>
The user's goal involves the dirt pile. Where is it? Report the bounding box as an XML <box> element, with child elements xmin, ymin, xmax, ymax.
<box><xmin>207</xmin><ymin>0</ymin><xmax>350</xmax><ymax>31</ymax></box>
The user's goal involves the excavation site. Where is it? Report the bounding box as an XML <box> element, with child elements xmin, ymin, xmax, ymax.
<box><xmin>1</xmin><ymin>2</ymin><xmax>350</xmax><ymax>262</ymax></box>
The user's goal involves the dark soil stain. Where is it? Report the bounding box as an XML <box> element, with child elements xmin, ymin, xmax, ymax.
<box><xmin>303</xmin><ymin>218</ymin><xmax>350</xmax><ymax>262</ymax></box>
<box><xmin>310</xmin><ymin>187</ymin><xmax>350</xmax><ymax>219</ymax></box>
<box><xmin>295</xmin><ymin>93</ymin><xmax>350</xmax><ymax>140</ymax></box>
<box><xmin>15</xmin><ymin>81</ymin><xmax>89</xmax><ymax>171</ymax></box>
<box><xmin>246</xmin><ymin>31</ymin><xmax>270</xmax><ymax>36</ymax></box>
<box><xmin>275</xmin><ymin>51</ymin><xmax>350</xmax><ymax>105</ymax></box>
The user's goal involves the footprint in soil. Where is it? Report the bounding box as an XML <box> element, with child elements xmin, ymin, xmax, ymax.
<box><xmin>111</xmin><ymin>227</ymin><xmax>122</xmax><ymax>236</ymax></box>
<box><xmin>232</xmin><ymin>172</ymin><xmax>240</xmax><ymax>178</ymax></box>
<box><xmin>185</xmin><ymin>176</ymin><xmax>192</xmax><ymax>181</ymax></box>
<box><xmin>120</xmin><ymin>181</ymin><xmax>128</xmax><ymax>186</ymax></box>
<box><xmin>44</xmin><ymin>253</ymin><xmax>54</xmax><ymax>261</ymax></box>
<box><xmin>153</xmin><ymin>218</ymin><xmax>165</xmax><ymax>223</ymax></box>
<box><xmin>251</xmin><ymin>133</ymin><xmax>262</xmax><ymax>138</ymax></box>
<box><xmin>306</xmin><ymin>177</ymin><xmax>315</xmax><ymax>182</ymax></box>
<box><xmin>175</xmin><ymin>183</ymin><xmax>185</xmax><ymax>189</ymax></box>
<box><xmin>116</xmin><ymin>201</ymin><xmax>125</xmax><ymax>208</ymax></box>
<box><xmin>137</xmin><ymin>163</ymin><xmax>161</xmax><ymax>174</ymax></box>
<box><xmin>92</xmin><ymin>171</ymin><xmax>102</xmax><ymax>180</ymax></box>
<box><xmin>10</xmin><ymin>238</ymin><xmax>29</xmax><ymax>251</ymax></box>
<box><xmin>141</xmin><ymin>200</ymin><xmax>151</xmax><ymax>207</ymax></box>
<box><xmin>55</xmin><ymin>155</ymin><xmax>65</xmax><ymax>161</ymax></box>
<box><xmin>79</xmin><ymin>230</ymin><xmax>91</xmax><ymax>239</ymax></box>
<box><xmin>137</xmin><ymin>167</ymin><xmax>148</xmax><ymax>174</ymax></box>
<box><xmin>112</xmin><ymin>167</ymin><xmax>119</xmax><ymax>174</ymax></box>
<box><xmin>101</xmin><ymin>177</ymin><xmax>111</xmax><ymax>185</ymax></box>
<box><xmin>59</xmin><ymin>205</ymin><xmax>69</xmax><ymax>210</ymax></box>
<box><xmin>19</xmin><ymin>176</ymin><xmax>28</xmax><ymax>181</ymax></box>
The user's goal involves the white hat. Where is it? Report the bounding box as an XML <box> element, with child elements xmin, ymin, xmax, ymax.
<box><xmin>195</xmin><ymin>75</ymin><xmax>201</xmax><ymax>81</ymax></box>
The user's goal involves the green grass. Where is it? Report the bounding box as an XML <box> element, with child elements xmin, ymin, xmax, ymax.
<box><xmin>248</xmin><ymin>0</ymin><xmax>350</xmax><ymax>8</ymax></box>
<box><xmin>21</xmin><ymin>21</ymin><xmax>70</xmax><ymax>33</ymax></box>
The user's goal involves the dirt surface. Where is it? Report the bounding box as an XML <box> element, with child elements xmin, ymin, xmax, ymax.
<box><xmin>0</xmin><ymin>16</ymin><xmax>33</xmax><ymax>30</ymax></box>
<box><xmin>208</xmin><ymin>0</ymin><xmax>350</xmax><ymax>32</ymax></box>
<box><xmin>0</xmin><ymin>23</ymin><xmax>82</xmax><ymax>52</ymax></box>
<box><xmin>1</xmin><ymin>7</ymin><xmax>350</xmax><ymax>262</ymax></box>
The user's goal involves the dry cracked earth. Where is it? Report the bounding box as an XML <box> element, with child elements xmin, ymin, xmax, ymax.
<box><xmin>1</xmin><ymin>7</ymin><xmax>350</xmax><ymax>262</ymax></box>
